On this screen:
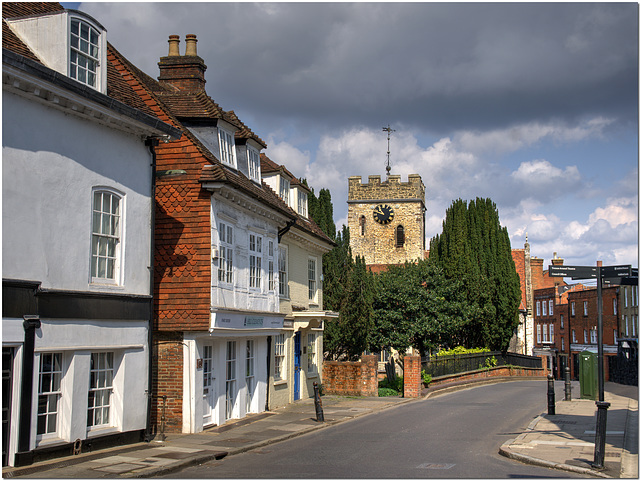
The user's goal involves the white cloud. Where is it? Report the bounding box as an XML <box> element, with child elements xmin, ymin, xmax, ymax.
<box><xmin>588</xmin><ymin>197</ymin><xmax>638</xmax><ymax>228</ymax></box>
<box><xmin>507</xmin><ymin>196</ymin><xmax>638</xmax><ymax>267</ymax></box>
<box><xmin>264</xmin><ymin>140</ymin><xmax>311</xmax><ymax>180</ymax></box>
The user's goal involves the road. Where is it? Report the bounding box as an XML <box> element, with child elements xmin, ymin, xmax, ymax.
<box><xmin>162</xmin><ymin>380</ymin><xmax>586</xmax><ymax>478</ymax></box>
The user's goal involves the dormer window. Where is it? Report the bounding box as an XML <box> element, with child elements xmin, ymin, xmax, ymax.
<box><xmin>279</xmin><ymin>177</ymin><xmax>290</xmax><ymax>205</ymax></box>
<box><xmin>70</xmin><ymin>18</ymin><xmax>100</xmax><ymax>87</ymax></box>
<box><xmin>247</xmin><ymin>146</ymin><xmax>261</xmax><ymax>183</ymax></box>
<box><xmin>5</xmin><ymin>10</ymin><xmax>107</xmax><ymax>92</ymax></box>
<box><xmin>218</xmin><ymin>127</ymin><xmax>237</xmax><ymax>168</ymax></box>
<box><xmin>298</xmin><ymin>190</ymin><xmax>307</xmax><ymax>218</ymax></box>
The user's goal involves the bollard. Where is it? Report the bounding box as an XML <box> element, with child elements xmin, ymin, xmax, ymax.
<box><xmin>547</xmin><ymin>374</ymin><xmax>555</xmax><ymax>415</ymax></box>
<box><xmin>564</xmin><ymin>365</ymin><xmax>571</xmax><ymax>401</ymax></box>
<box><xmin>592</xmin><ymin>401</ymin><xmax>610</xmax><ymax>469</ymax></box>
<box><xmin>313</xmin><ymin>381</ymin><xmax>324</xmax><ymax>422</ymax></box>
<box><xmin>159</xmin><ymin>395</ymin><xmax>167</xmax><ymax>442</ymax></box>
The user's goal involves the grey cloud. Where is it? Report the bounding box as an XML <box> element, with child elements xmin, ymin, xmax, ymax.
<box><xmin>82</xmin><ymin>2</ymin><xmax>637</xmax><ymax>138</ymax></box>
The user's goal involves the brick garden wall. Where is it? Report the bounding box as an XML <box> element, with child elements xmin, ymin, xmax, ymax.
<box><xmin>428</xmin><ymin>366</ymin><xmax>547</xmax><ymax>390</ymax></box>
<box><xmin>322</xmin><ymin>355</ymin><xmax>378</xmax><ymax>396</ymax></box>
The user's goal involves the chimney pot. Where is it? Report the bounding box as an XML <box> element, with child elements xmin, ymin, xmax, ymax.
<box><xmin>185</xmin><ymin>34</ymin><xmax>198</xmax><ymax>56</ymax></box>
<box><xmin>168</xmin><ymin>35</ymin><xmax>180</xmax><ymax>56</ymax></box>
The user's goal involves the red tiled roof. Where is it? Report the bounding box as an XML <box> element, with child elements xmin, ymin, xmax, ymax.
<box><xmin>260</xmin><ymin>153</ymin><xmax>308</xmax><ymax>189</ymax></box>
<box><xmin>3</xmin><ymin>4</ymin><xmax>165</xmax><ymax>123</ymax></box>
<box><xmin>226</xmin><ymin>110</ymin><xmax>266</xmax><ymax>148</ymax></box>
<box><xmin>2</xmin><ymin>19</ymin><xmax>41</xmax><ymax>62</ymax></box>
<box><xmin>2</xmin><ymin>2</ymin><xmax>64</xmax><ymax>19</ymax></box>
<box><xmin>107</xmin><ymin>44</ymin><xmax>157</xmax><ymax>117</ymax></box>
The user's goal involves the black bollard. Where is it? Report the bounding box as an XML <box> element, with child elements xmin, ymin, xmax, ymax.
<box><xmin>547</xmin><ymin>374</ymin><xmax>555</xmax><ymax>415</ymax></box>
<box><xmin>564</xmin><ymin>366</ymin><xmax>571</xmax><ymax>401</ymax></box>
<box><xmin>592</xmin><ymin>401</ymin><xmax>610</xmax><ymax>469</ymax></box>
<box><xmin>313</xmin><ymin>382</ymin><xmax>324</xmax><ymax>422</ymax></box>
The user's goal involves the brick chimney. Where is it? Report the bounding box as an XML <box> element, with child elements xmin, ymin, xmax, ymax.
<box><xmin>158</xmin><ymin>34</ymin><xmax>207</xmax><ymax>92</ymax></box>
<box><xmin>551</xmin><ymin>252</ymin><xmax>564</xmax><ymax>286</ymax></box>
<box><xmin>530</xmin><ymin>257</ymin><xmax>545</xmax><ymax>291</ymax></box>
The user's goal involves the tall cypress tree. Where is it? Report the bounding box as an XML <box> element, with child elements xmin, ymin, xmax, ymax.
<box><xmin>429</xmin><ymin>198</ymin><xmax>521</xmax><ymax>352</ymax></box>
<box><xmin>304</xmin><ymin>182</ymin><xmax>373</xmax><ymax>359</ymax></box>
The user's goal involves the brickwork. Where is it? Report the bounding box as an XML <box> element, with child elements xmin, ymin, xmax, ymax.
<box><xmin>428</xmin><ymin>365</ymin><xmax>547</xmax><ymax>389</ymax></box>
<box><xmin>152</xmin><ymin>331</ymin><xmax>184</xmax><ymax>433</ymax></box>
<box><xmin>403</xmin><ymin>355</ymin><xmax>421</xmax><ymax>398</ymax></box>
<box><xmin>347</xmin><ymin>175</ymin><xmax>426</xmax><ymax>265</ymax></box>
<box><xmin>322</xmin><ymin>355</ymin><xmax>378</xmax><ymax>396</ymax></box>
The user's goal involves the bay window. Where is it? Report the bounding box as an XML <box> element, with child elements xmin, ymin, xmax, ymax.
<box><xmin>218</xmin><ymin>222</ymin><xmax>234</xmax><ymax>284</ymax></box>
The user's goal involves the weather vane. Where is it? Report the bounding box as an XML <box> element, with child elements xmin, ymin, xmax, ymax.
<box><xmin>382</xmin><ymin>125</ymin><xmax>396</xmax><ymax>178</ymax></box>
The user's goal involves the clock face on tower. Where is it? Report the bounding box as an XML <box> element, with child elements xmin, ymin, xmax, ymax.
<box><xmin>372</xmin><ymin>204</ymin><xmax>394</xmax><ymax>225</ymax></box>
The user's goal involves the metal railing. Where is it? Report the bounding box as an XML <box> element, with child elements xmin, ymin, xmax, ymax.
<box><xmin>421</xmin><ymin>351</ymin><xmax>542</xmax><ymax>377</ymax></box>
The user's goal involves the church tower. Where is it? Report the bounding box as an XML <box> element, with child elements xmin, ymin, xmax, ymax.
<box><xmin>347</xmin><ymin>174</ymin><xmax>426</xmax><ymax>266</ymax></box>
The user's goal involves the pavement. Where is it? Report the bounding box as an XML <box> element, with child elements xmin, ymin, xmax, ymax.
<box><xmin>499</xmin><ymin>381</ymin><xmax>639</xmax><ymax>478</ymax></box>
<box><xmin>3</xmin><ymin>379</ymin><xmax>637</xmax><ymax>479</ymax></box>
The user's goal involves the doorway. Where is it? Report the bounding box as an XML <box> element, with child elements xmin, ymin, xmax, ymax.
<box><xmin>202</xmin><ymin>344</ymin><xmax>217</xmax><ymax>427</ymax></box>
<box><xmin>294</xmin><ymin>332</ymin><xmax>301</xmax><ymax>401</ymax></box>
<box><xmin>2</xmin><ymin>348</ymin><xmax>14</xmax><ymax>467</ymax></box>
<box><xmin>245</xmin><ymin>340</ymin><xmax>255</xmax><ymax>413</ymax></box>
<box><xmin>225</xmin><ymin>341</ymin><xmax>237</xmax><ymax>420</ymax></box>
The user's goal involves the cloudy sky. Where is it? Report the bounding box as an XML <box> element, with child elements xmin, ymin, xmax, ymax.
<box><xmin>74</xmin><ymin>2</ymin><xmax>638</xmax><ymax>269</ymax></box>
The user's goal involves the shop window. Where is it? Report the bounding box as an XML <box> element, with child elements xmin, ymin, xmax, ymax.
<box><xmin>274</xmin><ymin>334</ymin><xmax>286</xmax><ymax>381</ymax></box>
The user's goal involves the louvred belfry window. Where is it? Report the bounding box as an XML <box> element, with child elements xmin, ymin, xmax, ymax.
<box><xmin>395</xmin><ymin>225</ymin><xmax>405</xmax><ymax>248</ymax></box>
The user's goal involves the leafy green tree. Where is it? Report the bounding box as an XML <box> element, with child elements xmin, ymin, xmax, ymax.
<box><xmin>369</xmin><ymin>260</ymin><xmax>470</xmax><ymax>356</ymax></box>
<box><xmin>429</xmin><ymin>198</ymin><xmax>521</xmax><ymax>352</ymax></box>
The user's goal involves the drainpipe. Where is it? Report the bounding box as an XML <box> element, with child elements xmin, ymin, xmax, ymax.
<box><xmin>278</xmin><ymin>219</ymin><xmax>296</xmax><ymax>243</ymax></box>
<box><xmin>15</xmin><ymin>316</ymin><xmax>41</xmax><ymax>467</ymax></box>
<box><xmin>265</xmin><ymin>335</ymin><xmax>272</xmax><ymax>411</ymax></box>
<box><xmin>144</xmin><ymin>137</ymin><xmax>159</xmax><ymax>441</ymax></box>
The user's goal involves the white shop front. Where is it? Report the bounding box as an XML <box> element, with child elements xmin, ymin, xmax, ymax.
<box><xmin>181</xmin><ymin>309</ymin><xmax>284</xmax><ymax>433</ymax></box>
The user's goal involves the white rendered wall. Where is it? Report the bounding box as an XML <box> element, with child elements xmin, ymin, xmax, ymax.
<box><xmin>2</xmin><ymin>91</ymin><xmax>152</xmax><ymax>295</ymax></box>
<box><xmin>29</xmin><ymin>319</ymin><xmax>149</xmax><ymax>449</ymax></box>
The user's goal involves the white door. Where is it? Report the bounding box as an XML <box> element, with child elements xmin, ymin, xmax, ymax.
<box><xmin>225</xmin><ymin>341</ymin><xmax>237</xmax><ymax>420</ymax></box>
<box><xmin>245</xmin><ymin>340</ymin><xmax>255</xmax><ymax>413</ymax></box>
<box><xmin>202</xmin><ymin>344</ymin><xmax>216</xmax><ymax>426</ymax></box>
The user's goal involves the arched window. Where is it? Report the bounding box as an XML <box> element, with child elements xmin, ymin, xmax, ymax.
<box><xmin>70</xmin><ymin>17</ymin><xmax>101</xmax><ymax>88</ymax></box>
<box><xmin>395</xmin><ymin>225</ymin><xmax>405</xmax><ymax>248</ymax></box>
<box><xmin>359</xmin><ymin>215</ymin><xmax>366</xmax><ymax>236</ymax></box>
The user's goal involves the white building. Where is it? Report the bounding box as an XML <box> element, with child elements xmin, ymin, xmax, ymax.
<box><xmin>260</xmin><ymin>155</ymin><xmax>338</xmax><ymax>408</ymax></box>
<box><xmin>2</xmin><ymin>3</ymin><xmax>180</xmax><ymax>467</ymax></box>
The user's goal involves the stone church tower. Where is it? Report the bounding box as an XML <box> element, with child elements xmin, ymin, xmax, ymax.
<box><xmin>347</xmin><ymin>174</ymin><xmax>426</xmax><ymax>266</ymax></box>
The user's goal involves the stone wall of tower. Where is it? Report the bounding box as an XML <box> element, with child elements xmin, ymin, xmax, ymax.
<box><xmin>347</xmin><ymin>174</ymin><xmax>426</xmax><ymax>266</ymax></box>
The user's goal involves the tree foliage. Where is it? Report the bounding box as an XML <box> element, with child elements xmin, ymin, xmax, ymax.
<box><xmin>428</xmin><ymin>198</ymin><xmax>521</xmax><ymax>352</ymax></box>
<box><xmin>324</xmin><ymin>255</ymin><xmax>375</xmax><ymax>360</ymax></box>
<box><xmin>304</xmin><ymin>185</ymin><xmax>373</xmax><ymax>360</ymax></box>
<box><xmin>369</xmin><ymin>260</ymin><xmax>470</xmax><ymax>356</ymax></box>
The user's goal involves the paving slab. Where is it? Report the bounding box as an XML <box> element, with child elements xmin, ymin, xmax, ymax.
<box><xmin>499</xmin><ymin>384</ymin><xmax>638</xmax><ymax>479</ymax></box>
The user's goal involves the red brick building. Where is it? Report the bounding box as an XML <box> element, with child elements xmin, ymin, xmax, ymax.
<box><xmin>532</xmin><ymin>283</ymin><xmax>587</xmax><ymax>379</ymax></box>
<box><xmin>113</xmin><ymin>35</ymin><xmax>332</xmax><ymax>433</ymax></box>
<box><xmin>567</xmin><ymin>286</ymin><xmax>620</xmax><ymax>381</ymax></box>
